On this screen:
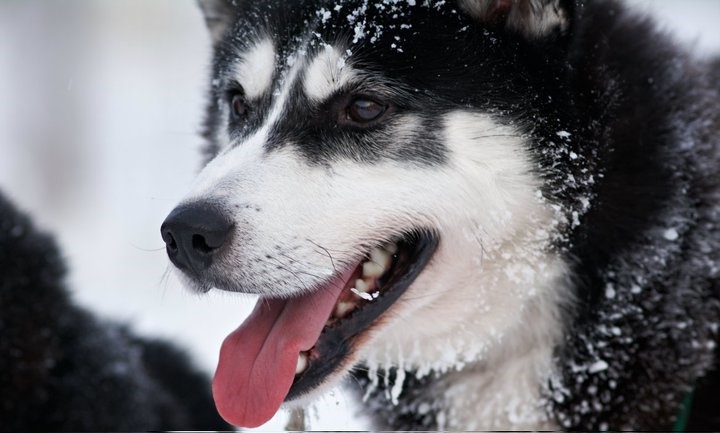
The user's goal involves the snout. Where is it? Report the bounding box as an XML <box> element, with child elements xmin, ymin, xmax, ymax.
<box><xmin>161</xmin><ymin>203</ymin><xmax>233</xmax><ymax>273</ymax></box>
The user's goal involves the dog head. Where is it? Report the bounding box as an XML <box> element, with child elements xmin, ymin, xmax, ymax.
<box><xmin>163</xmin><ymin>0</ymin><xmax>582</xmax><ymax>427</ymax></box>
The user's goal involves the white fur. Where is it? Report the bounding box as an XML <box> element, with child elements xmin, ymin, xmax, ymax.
<box><xmin>355</xmin><ymin>112</ymin><xmax>568</xmax><ymax>429</ymax></box>
<box><xmin>303</xmin><ymin>45</ymin><xmax>356</xmax><ymax>101</ymax></box>
<box><xmin>182</xmin><ymin>41</ymin><xmax>571</xmax><ymax>429</ymax></box>
<box><xmin>231</xmin><ymin>38</ymin><xmax>276</xmax><ymax>100</ymax></box>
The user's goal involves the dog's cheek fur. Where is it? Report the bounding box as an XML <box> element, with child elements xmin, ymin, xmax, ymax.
<box><xmin>350</xmin><ymin>112</ymin><xmax>571</xmax><ymax>429</ymax></box>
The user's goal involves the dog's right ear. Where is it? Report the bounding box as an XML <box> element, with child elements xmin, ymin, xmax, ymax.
<box><xmin>460</xmin><ymin>0</ymin><xmax>571</xmax><ymax>40</ymax></box>
<box><xmin>197</xmin><ymin>0</ymin><xmax>238</xmax><ymax>43</ymax></box>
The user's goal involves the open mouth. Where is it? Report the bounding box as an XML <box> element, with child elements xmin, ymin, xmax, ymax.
<box><xmin>212</xmin><ymin>230</ymin><xmax>438</xmax><ymax>428</ymax></box>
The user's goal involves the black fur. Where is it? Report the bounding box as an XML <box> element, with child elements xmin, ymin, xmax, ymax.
<box><xmin>549</xmin><ymin>2</ymin><xmax>720</xmax><ymax>430</ymax></box>
<box><xmin>0</xmin><ymin>193</ymin><xmax>229</xmax><ymax>431</ymax></box>
<box><xmin>198</xmin><ymin>0</ymin><xmax>719</xmax><ymax>430</ymax></box>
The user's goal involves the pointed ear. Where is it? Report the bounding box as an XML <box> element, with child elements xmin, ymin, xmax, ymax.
<box><xmin>460</xmin><ymin>0</ymin><xmax>571</xmax><ymax>40</ymax></box>
<box><xmin>197</xmin><ymin>0</ymin><xmax>238</xmax><ymax>43</ymax></box>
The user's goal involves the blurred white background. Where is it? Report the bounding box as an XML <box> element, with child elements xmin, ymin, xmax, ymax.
<box><xmin>0</xmin><ymin>0</ymin><xmax>718</xmax><ymax>430</ymax></box>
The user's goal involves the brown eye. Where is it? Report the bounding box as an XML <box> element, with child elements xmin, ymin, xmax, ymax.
<box><xmin>347</xmin><ymin>99</ymin><xmax>387</xmax><ymax>123</ymax></box>
<box><xmin>230</xmin><ymin>93</ymin><xmax>248</xmax><ymax>120</ymax></box>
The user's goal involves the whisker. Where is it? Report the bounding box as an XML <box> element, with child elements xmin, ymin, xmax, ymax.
<box><xmin>158</xmin><ymin>266</ymin><xmax>173</xmax><ymax>299</ymax></box>
<box><xmin>129</xmin><ymin>242</ymin><xmax>167</xmax><ymax>253</ymax></box>
<box><xmin>471</xmin><ymin>134</ymin><xmax>525</xmax><ymax>140</ymax></box>
<box><xmin>269</xmin><ymin>257</ymin><xmax>311</xmax><ymax>292</ymax></box>
<box><xmin>275</xmin><ymin>253</ymin><xmax>326</xmax><ymax>281</ymax></box>
<box><xmin>307</xmin><ymin>239</ymin><xmax>339</xmax><ymax>273</ymax></box>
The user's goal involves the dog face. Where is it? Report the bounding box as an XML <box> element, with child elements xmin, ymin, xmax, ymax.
<box><xmin>163</xmin><ymin>0</ymin><xmax>577</xmax><ymax>427</ymax></box>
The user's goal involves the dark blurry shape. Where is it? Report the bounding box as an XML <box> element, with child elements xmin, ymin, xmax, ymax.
<box><xmin>687</xmin><ymin>356</ymin><xmax>720</xmax><ymax>431</ymax></box>
<box><xmin>0</xmin><ymin>192</ymin><xmax>229</xmax><ymax>431</ymax></box>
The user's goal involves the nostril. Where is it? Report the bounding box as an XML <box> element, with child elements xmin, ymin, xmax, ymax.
<box><xmin>163</xmin><ymin>231</ymin><xmax>177</xmax><ymax>251</ymax></box>
<box><xmin>169</xmin><ymin>234</ymin><xmax>178</xmax><ymax>252</ymax></box>
<box><xmin>162</xmin><ymin>230</ymin><xmax>179</xmax><ymax>254</ymax></box>
<box><xmin>192</xmin><ymin>234</ymin><xmax>214</xmax><ymax>254</ymax></box>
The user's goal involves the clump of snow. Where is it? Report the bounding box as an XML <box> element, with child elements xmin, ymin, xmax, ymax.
<box><xmin>588</xmin><ymin>360</ymin><xmax>609</xmax><ymax>374</ymax></box>
<box><xmin>663</xmin><ymin>228</ymin><xmax>679</xmax><ymax>241</ymax></box>
<box><xmin>390</xmin><ymin>366</ymin><xmax>406</xmax><ymax>404</ymax></box>
<box><xmin>604</xmin><ymin>284</ymin><xmax>616</xmax><ymax>299</ymax></box>
<box><xmin>310</xmin><ymin>0</ymin><xmax>458</xmax><ymax>54</ymax></box>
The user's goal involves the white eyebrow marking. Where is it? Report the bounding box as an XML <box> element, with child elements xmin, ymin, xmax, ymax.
<box><xmin>303</xmin><ymin>45</ymin><xmax>357</xmax><ymax>101</ymax></box>
<box><xmin>233</xmin><ymin>38</ymin><xmax>276</xmax><ymax>99</ymax></box>
<box><xmin>191</xmin><ymin>51</ymin><xmax>306</xmax><ymax>195</ymax></box>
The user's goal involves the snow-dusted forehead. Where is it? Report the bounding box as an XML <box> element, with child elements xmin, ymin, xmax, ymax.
<box><xmin>222</xmin><ymin>0</ymin><xmax>475</xmax><ymax>107</ymax></box>
<box><xmin>313</xmin><ymin>0</ymin><xmax>426</xmax><ymax>52</ymax></box>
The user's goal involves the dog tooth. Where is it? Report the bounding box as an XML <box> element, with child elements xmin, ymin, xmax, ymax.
<box><xmin>334</xmin><ymin>302</ymin><xmax>354</xmax><ymax>319</ymax></box>
<box><xmin>355</xmin><ymin>279</ymin><xmax>369</xmax><ymax>293</ymax></box>
<box><xmin>384</xmin><ymin>243</ymin><xmax>399</xmax><ymax>255</ymax></box>
<box><xmin>363</xmin><ymin>261</ymin><xmax>385</xmax><ymax>278</ymax></box>
<box><xmin>370</xmin><ymin>247</ymin><xmax>392</xmax><ymax>269</ymax></box>
<box><xmin>296</xmin><ymin>353</ymin><xmax>308</xmax><ymax>375</ymax></box>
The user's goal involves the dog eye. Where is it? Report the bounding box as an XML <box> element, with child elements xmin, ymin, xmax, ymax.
<box><xmin>229</xmin><ymin>93</ymin><xmax>248</xmax><ymax>120</ymax></box>
<box><xmin>347</xmin><ymin>99</ymin><xmax>387</xmax><ymax>123</ymax></box>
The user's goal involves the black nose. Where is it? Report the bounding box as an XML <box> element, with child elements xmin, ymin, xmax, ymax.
<box><xmin>161</xmin><ymin>203</ymin><xmax>233</xmax><ymax>272</ymax></box>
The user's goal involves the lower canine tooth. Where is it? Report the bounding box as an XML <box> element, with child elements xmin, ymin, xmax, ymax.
<box><xmin>334</xmin><ymin>302</ymin><xmax>354</xmax><ymax>318</ymax></box>
<box><xmin>296</xmin><ymin>353</ymin><xmax>308</xmax><ymax>375</ymax></box>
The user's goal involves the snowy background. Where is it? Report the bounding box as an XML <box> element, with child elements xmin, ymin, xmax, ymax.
<box><xmin>0</xmin><ymin>0</ymin><xmax>718</xmax><ymax>430</ymax></box>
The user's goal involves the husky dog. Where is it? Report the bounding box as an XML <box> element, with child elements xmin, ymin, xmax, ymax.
<box><xmin>161</xmin><ymin>0</ymin><xmax>720</xmax><ymax>430</ymax></box>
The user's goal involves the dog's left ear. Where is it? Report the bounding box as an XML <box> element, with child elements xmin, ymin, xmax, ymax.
<box><xmin>460</xmin><ymin>0</ymin><xmax>571</xmax><ymax>40</ymax></box>
<box><xmin>197</xmin><ymin>0</ymin><xmax>238</xmax><ymax>43</ymax></box>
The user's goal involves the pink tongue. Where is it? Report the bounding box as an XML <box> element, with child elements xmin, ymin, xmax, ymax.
<box><xmin>212</xmin><ymin>269</ymin><xmax>352</xmax><ymax>428</ymax></box>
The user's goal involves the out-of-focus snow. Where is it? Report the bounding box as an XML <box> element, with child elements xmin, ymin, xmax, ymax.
<box><xmin>0</xmin><ymin>0</ymin><xmax>716</xmax><ymax>431</ymax></box>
